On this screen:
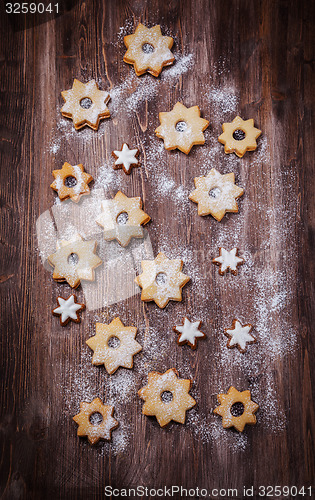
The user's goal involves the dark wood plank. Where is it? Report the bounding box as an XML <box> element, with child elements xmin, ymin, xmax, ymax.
<box><xmin>0</xmin><ymin>0</ymin><xmax>314</xmax><ymax>498</ymax></box>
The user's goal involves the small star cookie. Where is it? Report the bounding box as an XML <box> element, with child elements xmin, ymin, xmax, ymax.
<box><xmin>73</xmin><ymin>398</ymin><xmax>118</xmax><ymax>444</ymax></box>
<box><xmin>86</xmin><ymin>318</ymin><xmax>142</xmax><ymax>375</ymax></box>
<box><xmin>138</xmin><ymin>368</ymin><xmax>196</xmax><ymax>427</ymax></box>
<box><xmin>123</xmin><ymin>23</ymin><xmax>174</xmax><ymax>77</ymax></box>
<box><xmin>95</xmin><ymin>191</ymin><xmax>150</xmax><ymax>247</ymax></box>
<box><xmin>61</xmin><ymin>79</ymin><xmax>110</xmax><ymax>130</ymax></box>
<box><xmin>189</xmin><ymin>168</ymin><xmax>244</xmax><ymax>221</ymax></box>
<box><xmin>224</xmin><ymin>319</ymin><xmax>256</xmax><ymax>353</ymax></box>
<box><xmin>112</xmin><ymin>144</ymin><xmax>140</xmax><ymax>174</ymax></box>
<box><xmin>212</xmin><ymin>247</ymin><xmax>244</xmax><ymax>275</ymax></box>
<box><xmin>48</xmin><ymin>234</ymin><xmax>102</xmax><ymax>288</ymax></box>
<box><xmin>213</xmin><ymin>387</ymin><xmax>259</xmax><ymax>432</ymax></box>
<box><xmin>155</xmin><ymin>102</ymin><xmax>209</xmax><ymax>154</ymax></box>
<box><xmin>173</xmin><ymin>317</ymin><xmax>206</xmax><ymax>349</ymax></box>
<box><xmin>50</xmin><ymin>162</ymin><xmax>93</xmax><ymax>203</ymax></box>
<box><xmin>218</xmin><ymin>116</ymin><xmax>261</xmax><ymax>158</ymax></box>
<box><xmin>135</xmin><ymin>252</ymin><xmax>190</xmax><ymax>309</ymax></box>
<box><xmin>52</xmin><ymin>294</ymin><xmax>85</xmax><ymax>326</ymax></box>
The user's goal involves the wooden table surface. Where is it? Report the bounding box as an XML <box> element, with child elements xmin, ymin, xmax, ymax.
<box><xmin>1</xmin><ymin>0</ymin><xmax>314</xmax><ymax>499</ymax></box>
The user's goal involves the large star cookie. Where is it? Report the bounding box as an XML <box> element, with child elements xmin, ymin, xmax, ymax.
<box><xmin>96</xmin><ymin>191</ymin><xmax>150</xmax><ymax>247</ymax></box>
<box><xmin>73</xmin><ymin>398</ymin><xmax>118</xmax><ymax>444</ymax></box>
<box><xmin>123</xmin><ymin>23</ymin><xmax>174</xmax><ymax>77</ymax></box>
<box><xmin>189</xmin><ymin>168</ymin><xmax>244</xmax><ymax>221</ymax></box>
<box><xmin>155</xmin><ymin>102</ymin><xmax>209</xmax><ymax>154</ymax></box>
<box><xmin>138</xmin><ymin>368</ymin><xmax>196</xmax><ymax>427</ymax></box>
<box><xmin>135</xmin><ymin>252</ymin><xmax>190</xmax><ymax>308</ymax></box>
<box><xmin>218</xmin><ymin>116</ymin><xmax>261</xmax><ymax>158</ymax></box>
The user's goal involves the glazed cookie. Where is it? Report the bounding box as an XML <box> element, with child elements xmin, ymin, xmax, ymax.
<box><xmin>48</xmin><ymin>234</ymin><xmax>102</xmax><ymax>288</ymax></box>
<box><xmin>112</xmin><ymin>144</ymin><xmax>140</xmax><ymax>174</ymax></box>
<box><xmin>135</xmin><ymin>252</ymin><xmax>190</xmax><ymax>308</ymax></box>
<box><xmin>73</xmin><ymin>398</ymin><xmax>118</xmax><ymax>444</ymax></box>
<box><xmin>50</xmin><ymin>163</ymin><xmax>93</xmax><ymax>203</ymax></box>
<box><xmin>212</xmin><ymin>247</ymin><xmax>244</xmax><ymax>275</ymax></box>
<box><xmin>173</xmin><ymin>317</ymin><xmax>206</xmax><ymax>349</ymax></box>
<box><xmin>95</xmin><ymin>191</ymin><xmax>150</xmax><ymax>247</ymax></box>
<box><xmin>123</xmin><ymin>23</ymin><xmax>174</xmax><ymax>77</ymax></box>
<box><xmin>61</xmin><ymin>79</ymin><xmax>110</xmax><ymax>130</ymax></box>
<box><xmin>138</xmin><ymin>368</ymin><xmax>196</xmax><ymax>427</ymax></box>
<box><xmin>224</xmin><ymin>319</ymin><xmax>256</xmax><ymax>353</ymax></box>
<box><xmin>52</xmin><ymin>294</ymin><xmax>85</xmax><ymax>326</ymax></box>
<box><xmin>86</xmin><ymin>318</ymin><xmax>142</xmax><ymax>375</ymax></box>
<box><xmin>213</xmin><ymin>386</ymin><xmax>259</xmax><ymax>432</ymax></box>
<box><xmin>218</xmin><ymin>116</ymin><xmax>261</xmax><ymax>158</ymax></box>
<box><xmin>189</xmin><ymin>168</ymin><xmax>244</xmax><ymax>221</ymax></box>
<box><xmin>155</xmin><ymin>102</ymin><xmax>209</xmax><ymax>154</ymax></box>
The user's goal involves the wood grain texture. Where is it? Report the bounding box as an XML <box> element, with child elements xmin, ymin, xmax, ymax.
<box><xmin>0</xmin><ymin>0</ymin><xmax>314</xmax><ymax>499</ymax></box>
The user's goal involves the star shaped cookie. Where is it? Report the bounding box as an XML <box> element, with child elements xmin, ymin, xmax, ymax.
<box><xmin>95</xmin><ymin>191</ymin><xmax>150</xmax><ymax>247</ymax></box>
<box><xmin>50</xmin><ymin>163</ymin><xmax>93</xmax><ymax>203</ymax></box>
<box><xmin>224</xmin><ymin>319</ymin><xmax>256</xmax><ymax>353</ymax></box>
<box><xmin>155</xmin><ymin>102</ymin><xmax>209</xmax><ymax>154</ymax></box>
<box><xmin>138</xmin><ymin>368</ymin><xmax>196</xmax><ymax>427</ymax></box>
<box><xmin>61</xmin><ymin>79</ymin><xmax>110</xmax><ymax>130</ymax></box>
<box><xmin>218</xmin><ymin>116</ymin><xmax>261</xmax><ymax>158</ymax></box>
<box><xmin>86</xmin><ymin>318</ymin><xmax>142</xmax><ymax>374</ymax></box>
<box><xmin>135</xmin><ymin>252</ymin><xmax>190</xmax><ymax>308</ymax></box>
<box><xmin>213</xmin><ymin>387</ymin><xmax>259</xmax><ymax>432</ymax></box>
<box><xmin>73</xmin><ymin>398</ymin><xmax>118</xmax><ymax>444</ymax></box>
<box><xmin>173</xmin><ymin>317</ymin><xmax>206</xmax><ymax>349</ymax></box>
<box><xmin>52</xmin><ymin>294</ymin><xmax>85</xmax><ymax>326</ymax></box>
<box><xmin>112</xmin><ymin>144</ymin><xmax>140</xmax><ymax>174</ymax></box>
<box><xmin>189</xmin><ymin>168</ymin><xmax>244</xmax><ymax>221</ymax></box>
<box><xmin>123</xmin><ymin>23</ymin><xmax>174</xmax><ymax>77</ymax></box>
<box><xmin>48</xmin><ymin>234</ymin><xmax>102</xmax><ymax>288</ymax></box>
<box><xmin>212</xmin><ymin>247</ymin><xmax>244</xmax><ymax>275</ymax></box>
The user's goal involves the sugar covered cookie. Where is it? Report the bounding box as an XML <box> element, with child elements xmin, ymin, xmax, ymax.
<box><xmin>50</xmin><ymin>162</ymin><xmax>93</xmax><ymax>203</ymax></box>
<box><xmin>73</xmin><ymin>398</ymin><xmax>118</xmax><ymax>444</ymax></box>
<box><xmin>218</xmin><ymin>116</ymin><xmax>261</xmax><ymax>158</ymax></box>
<box><xmin>213</xmin><ymin>386</ymin><xmax>259</xmax><ymax>432</ymax></box>
<box><xmin>138</xmin><ymin>368</ymin><xmax>196</xmax><ymax>427</ymax></box>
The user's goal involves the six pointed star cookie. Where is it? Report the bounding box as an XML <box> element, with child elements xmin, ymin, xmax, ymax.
<box><xmin>52</xmin><ymin>294</ymin><xmax>85</xmax><ymax>326</ymax></box>
<box><xmin>155</xmin><ymin>102</ymin><xmax>209</xmax><ymax>154</ymax></box>
<box><xmin>48</xmin><ymin>234</ymin><xmax>102</xmax><ymax>288</ymax></box>
<box><xmin>50</xmin><ymin>162</ymin><xmax>93</xmax><ymax>203</ymax></box>
<box><xmin>213</xmin><ymin>386</ymin><xmax>259</xmax><ymax>432</ymax></box>
<box><xmin>73</xmin><ymin>398</ymin><xmax>118</xmax><ymax>444</ymax></box>
<box><xmin>189</xmin><ymin>168</ymin><xmax>244</xmax><ymax>221</ymax></box>
<box><xmin>123</xmin><ymin>23</ymin><xmax>174</xmax><ymax>77</ymax></box>
<box><xmin>218</xmin><ymin>116</ymin><xmax>261</xmax><ymax>158</ymax></box>
<box><xmin>224</xmin><ymin>319</ymin><xmax>256</xmax><ymax>353</ymax></box>
<box><xmin>96</xmin><ymin>191</ymin><xmax>150</xmax><ymax>247</ymax></box>
<box><xmin>173</xmin><ymin>317</ymin><xmax>206</xmax><ymax>349</ymax></box>
<box><xmin>212</xmin><ymin>247</ymin><xmax>244</xmax><ymax>275</ymax></box>
<box><xmin>112</xmin><ymin>144</ymin><xmax>140</xmax><ymax>174</ymax></box>
<box><xmin>86</xmin><ymin>318</ymin><xmax>142</xmax><ymax>374</ymax></box>
<box><xmin>138</xmin><ymin>368</ymin><xmax>196</xmax><ymax>427</ymax></box>
<box><xmin>135</xmin><ymin>252</ymin><xmax>190</xmax><ymax>308</ymax></box>
<box><xmin>61</xmin><ymin>79</ymin><xmax>110</xmax><ymax>130</ymax></box>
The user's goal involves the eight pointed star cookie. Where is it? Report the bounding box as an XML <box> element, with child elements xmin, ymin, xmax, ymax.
<box><xmin>213</xmin><ymin>386</ymin><xmax>259</xmax><ymax>432</ymax></box>
<box><xmin>112</xmin><ymin>144</ymin><xmax>140</xmax><ymax>174</ymax></box>
<box><xmin>212</xmin><ymin>247</ymin><xmax>244</xmax><ymax>275</ymax></box>
<box><xmin>86</xmin><ymin>318</ymin><xmax>142</xmax><ymax>374</ymax></box>
<box><xmin>96</xmin><ymin>191</ymin><xmax>150</xmax><ymax>247</ymax></box>
<box><xmin>61</xmin><ymin>79</ymin><xmax>110</xmax><ymax>130</ymax></box>
<box><xmin>135</xmin><ymin>252</ymin><xmax>190</xmax><ymax>308</ymax></box>
<box><xmin>189</xmin><ymin>168</ymin><xmax>244</xmax><ymax>221</ymax></box>
<box><xmin>123</xmin><ymin>23</ymin><xmax>174</xmax><ymax>77</ymax></box>
<box><xmin>50</xmin><ymin>162</ymin><xmax>93</xmax><ymax>203</ymax></box>
<box><xmin>218</xmin><ymin>116</ymin><xmax>261</xmax><ymax>158</ymax></box>
<box><xmin>155</xmin><ymin>102</ymin><xmax>209</xmax><ymax>154</ymax></box>
<box><xmin>48</xmin><ymin>234</ymin><xmax>102</xmax><ymax>288</ymax></box>
<box><xmin>138</xmin><ymin>368</ymin><xmax>196</xmax><ymax>427</ymax></box>
<box><xmin>224</xmin><ymin>319</ymin><xmax>256</xmax><ymax>353</ymax></box>
<box><xmin>173</xmin><ymin>317</ymin><xmax>206</xmax><ymax>349</ymax></box>
<box><xmin>73</xmin><ymin>398</ymin><xmax>118</xmax><ymax>444</ymax></box>
<box><xmin>52</xmin><ymin>294</ymin><xmax>85</xmax><ymax>326</ymax></box>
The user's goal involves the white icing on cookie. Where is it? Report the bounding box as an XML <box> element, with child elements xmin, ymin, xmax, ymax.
<box><xmin>113</xmin><ymin>144</ymin><xmax>139</xmax><ymax>173</ymax></box>
<box><xmin>226</xmin><ymin>320</ymin><xmax>255</xmax><ymax>351</ymax></box>
<box><xmin>213</xmin><ymin>247</ymin><xmax>244</xmax><ymax>273</ymax></box>
<box><xmin>53</xmin><ymin>295</ymin><xmax>83</xmax><ymax>323</ymax></box>
<box><xmin>175</xmin><ymin>318</ymin><xmax>204</xmax><ymax>346</ymax></box>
